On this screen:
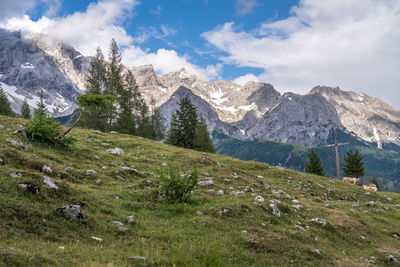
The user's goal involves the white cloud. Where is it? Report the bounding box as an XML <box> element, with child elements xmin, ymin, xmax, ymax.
<box><xmin>150</xmin><ymin>5</ymin><xmax>162</xmax><ymax>15</ymax></box>
<box><xmin>236</xmin><ymin>0</ymin><xmax>258</xmax><ymax>16</ymax></box>
<box><xmin>1</xmin><ymin>0</ymin><xmax>218</xmax><ymax>80</ymax></box>
<box><xmin>203</xmin><ymin>0</ymin><xmax>400</xmax><ymax>108</ymax></box>
<box><xmin>41</xmin><ymin>0</ymin><xmax>62</xmax><ymax>17</ymax></box>
<box><xmin>0</xmin><ymin>0</ymin><xmax>36</xmax><ymax>20</ymax></box>
<box><xmin>233</xmin><ymin>74</ymin><xmax>259</xmax><ymax>86</ymax></box>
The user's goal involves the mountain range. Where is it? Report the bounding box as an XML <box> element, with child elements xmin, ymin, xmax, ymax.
<box><xmin>1</xmin><ymin>28</ymin><xmax>400</xmax><ymax>190</ymax></box>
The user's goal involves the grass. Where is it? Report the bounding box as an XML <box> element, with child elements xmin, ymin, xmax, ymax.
<box><xmin>0</xmin><ymin>115</ymin><xmax>399</xmax><ymax>266</ymax></box>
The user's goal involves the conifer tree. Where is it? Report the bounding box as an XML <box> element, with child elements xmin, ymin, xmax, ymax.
<box><xmin>105</xmin><ymin>38</ymin><xmax>123</xmax><ymax>126</ymax></box>
<box><xmin>34</xmin><ymin>91</ymin><xmax>47</xmax><ymax>118</ymax></box>
<box><xmin>305</xmin><ymin>150</ymin><xmax>325</xmax><ymax>176</ymax></box>
<box><xmin>86</xmin><ymin>47</ymin><xmax>106</xmax><ymax>94</ymax></box>
<box><xmin>149</xmin><ymin>108</ymin><xmax>165</xmax><ymax>140</ymax></box>
<box><xmin>116</xmin><ymin>69</ymin><xmax>138</xmax><ymax>134</ymax></box>
<box><xmin>21</xmin><ymin>99</ymin><xmax>31</xmax><ymax>119</ymax></box>
<box><xmin>0</xmin><ymin>85</ymin><xmax>14</xmax><ymax>116</ymax></box>
<box><xmin>175</xmin><ymin>96</ymin><xmax>198</xmax><ymax>149</ymax></box>
<box><xmin>193</xmin><ymin>117</ymin><xmax>215</xmax><ymax>153</ymax></box>
<box><xmin>343</xmin><ymin>149</ymin><xmax>365</xmax><ymax>177</ymax></box>
<box><xmin>166</xmin><ymin>112</ymin><xmax>179</xmax><ymax>146</ymax></box>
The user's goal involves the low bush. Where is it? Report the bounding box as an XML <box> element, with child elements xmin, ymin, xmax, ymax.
<box><xmin>161</xmin><ymin>167</ymin><xmax>198</xmax><ymax>203</ymax></box>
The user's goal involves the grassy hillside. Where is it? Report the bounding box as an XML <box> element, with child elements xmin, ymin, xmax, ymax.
<box><xmin>214</xmin><ymin>130</ymin><xmax>400</xmax><ymax>192</ymax></box>
<box><xmin>1</xmin><ymin>115</ymin><xmax>400</xmax><ymax>266</ymax></box>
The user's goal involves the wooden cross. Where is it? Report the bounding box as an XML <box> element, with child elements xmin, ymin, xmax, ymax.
<box><xmin>323</xmin><ymin>128</ymin><xmax>349</xmax><ymax>180</ymax></box>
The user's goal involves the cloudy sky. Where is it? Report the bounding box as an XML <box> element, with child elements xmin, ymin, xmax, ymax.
<box><xmin>1</xmin><ymin>0</ymin><xmax>400</xmax><ymax>108</ymax></box>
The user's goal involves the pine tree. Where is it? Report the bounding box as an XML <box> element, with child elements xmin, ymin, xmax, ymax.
<box><xmin>0</xmin><ymin>85</ymin><xmax>14</xmax><ymax>116</ymax></box>
<box><xmin>21</xmin><ymin>99</ymin><xmax>31</xmax><ymax>119</ymax></box>
<box><xmin>193</xmin><ymin>117</ymin><xmax>215</xmax><ymax>153</ymax></box>
<box><xmin>175</xmin><ymin>96</ymin><xmax>198</xmax><ymax>149</ymax></box>
<box><xmin>305</xmin><ymin>150</ymin><xmax>325</xmax><ymax>176</ymax></box>
<box><xmin>116</xmin><ymin>70</ymin><xmax>138</xmax><ymax>134</ymax></box>
<box><xmin>343</xmin><ymin>149</ymin><xmax>365</xmax><ymax>177</ymax></box>
<box><xmin>86</xmin><ymin>47</ymin><xmax>106</xmax><ymax>94</ymax></box>
<box><xmin>34</xmin><ymin>91</ymin><xmax>47</xmax><ymax>118</ymax></box>
<box><xmin>105</xmin><ymin>38</ymin><xmax>123</xmax><ymax>127</ymax></box>
<box><xmin>149</xmin><ymin>108</ymin><xmax>165</xmax><ymax>140</ymax></box>
<box><xmin>166</xmin><ymin>112</ymin><xmax>179</xmax><ymax>146</ymax></box>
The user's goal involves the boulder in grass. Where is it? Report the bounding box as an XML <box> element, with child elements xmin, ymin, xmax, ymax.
<box><xmin>86</xmin><ymin>170</ymin><xmax>98</xmax><ymax>177</ymax></box>
<box><xmin>43</xmin><ymin>176</ymin><xmax>59</xmax><ymax>190</ymax></box>
<box><xmin>42</xmin><ymin>165</ymin><xmax>52</xmax><ymax>174</ymax></box>
<box><xmin>270</xmin><ymin>203</ymin><xmax>281</xmax><ymax>217</ymax></box>
<box><xmin>107</xmin><ymin>147</ymin><xmax>123</xmax><ymax>155</ymax></box>
<box><xmin>56</xmin><ymin>205</ymin><xmax>87</xmax><ymax>220</ymax></box>
<box><xmin>308</xmin><ymin>218</ymin><xmax>327</xmax><ymax>226</ymax></box>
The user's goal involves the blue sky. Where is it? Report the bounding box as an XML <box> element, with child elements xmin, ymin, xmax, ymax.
<box><xmin>1</xmin><ymin>0</ymin><xmax>400</xmax><ymax>107</ymax></box>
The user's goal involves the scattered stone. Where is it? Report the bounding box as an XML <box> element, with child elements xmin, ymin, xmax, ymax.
<box><xmin>18</xmin><ymin>184</ymin><xmax>27</xmax><ymax>189</ymax></box>
<box><xmin>114</xmin><ymin>195</ymin><xmax>121</xmax><ymax>200</ymax></box>
<box><xmin>264</xmin><ymin>184</ymin><xmax>270</xmax><ymax>190</ymax></box>
<box><xmin>325</xmin><ymin>204</ymin><xmax>331</xmax><ymax>208</ymax></box>
<box><xmin>58</xmin><ymin>246</ymin><xmax>65</xmax><ymax>250</ymax></box>
<box><xmin>42</xmin><ymin>165</ymin><xmax>52</xmax><ymax>174</ymax></box>
<box><xmin>91</xmin><ymin>236</ymin><xmax>103</xmax><ymax>242</ymax></box>
<box><xmin>255</xmin><ymin>196</ymin><xmax>264</xmax><ymax>202</ymax></box>
<box><xmin>308</xmin><ymin>218</ymin><xmax>327</xmax><ymax>226</ymax></box>
<box><xmin>125</xmin><ymin>215</ymin><xmax>136</xmax><ymax>224</ymax></box>
<box><xmin>232</xmin><ymin>172</ymin><xmax>240</xmax><ymax>179</ymax></box>
<box><xmin>328</xmin><ymin>180</ymin><xmax>335</xmax><ymax>184</ymax></box>
<box><xmin>310</xmin><ymin>249</ymin><xmax>321</xmax><ymax>256</ymax></box>
<box><xmin>387</xmin><ymin>255</ymin><xmax>399</xmax><ymax>263</ymax></box>
<box><xmin>102</xmin><ymin>166</ymin><xmax>108</xmax><ymax>169</ymax></box>
<box><xmin>382</xmin><ymin>205</ymin><xmax>390</xmax><ymax>211</ymax></box>
<box><xmin>247</xmin><ymin>238</ymin><xmax>258</xmax><ymax>244</ymax></box>
<box><xmin>292</xmin><ymin>205</ymin><xmax>302</xmax><ymax>210</ymax></box>
<box><xmin>229</xmin><ymin>186</ymin><xmax>234</xmax><ymax>190</ymax></box>
<box><xmin>129</xmin><ymin>256</ymin><xmax>146</xmax><ymax>261</ymax></box>
<box><xmin>94</xmin><ymin>154</ymin><xmax>100</xmax><ymax>159</ymax></box>
<box><xmin>217</xmin><ymin>208</ymin><xmax>231</xmax><ymax>214</ymax></box>
<box><xmin>295</xmin><ymin>225</ymin><xmax>306</xmax><ymax>231</ymax></box>
<box><xmin>352</xmin><ymin>201</ymin><xmax>360</xmax><ymax>208</ymax></box>
<box><xmin>63</xmin><ymin>167</ymin><xmax>75</xmax><ymax>173</ymax></box>
<box><xmin>261</xmin><ymin>223</ymin><xmax>266</xmax><ymax>227</ymax></box>
<box><xmin>56</xmin><ymin>205</ymin><xmax>87</xmax><ymax>220</ymax></box>
<box><xmin>121</xmin><ymin>167</ymin><xmax>139</xmax><ymax>175</ymax></box>
<box><xmin>198</xmin><ymin>179</ymin><xmax>214</xmax><ymax>186</ymax></box>
<box><xmin>242</xmin><ymin>230</ymin><xmax>247</xmax><ymax>233</ymax></box>
<box><xmin>366</xmin><ymin>201</ymin><xmax>377</xmax><ymax>207</ymax></box>
<box><xmin>391</xmin><ymin>232</ymin><xmax>400</xmax><ymax>239</ymax></box>
<box><xmin>110</xmin><ymin>131</ymin><xmax>118</xmax><ymax>134</ymax></box>
<box><xmin>196</xmin><ymin>210</ymin><xmax>204</xmax><ymax>216</ymax></box>
<box><xmin>161</xmin><ymin>162</ymin><xmax>168</xmax><ymax>167</ymax></box>
<box><xmin>10</xmin><ymin>172</ymin><xmax>22</xmax><ymax>178</ymax></box>
<box><xmin>111</xmin><ymin>220</ymin><xmax>128</xmax><ymax>231</ymax></box>
<box><xmin>233</xmin><ymin>191</ymin><xmax>245</xmax><ymax>197</ymax></box>
<box><xmin>0</xmin><ymin>248</ymin><xmax>16</xmax><ymax>256</ymax></box>
<box><xmin>270</xmin><ymin>203</ymin><xmax>281</xmax><ymax>217</ymax></box>
<box><xmin>6</xmin><ymin>138</ymin><xmax>27</xmax><ymax>150</ymax></box>
<box><xmin>0</xmin><ymin>124</ymin><xmax>4</xmax><ymax>130</ymax></box>
<box><xmin>377</xmin><ymin>249</ymin><xmax>387</xmax><ymax>253</ymax></box>
<box><xmin>216</xmin><ymin>190</ymin><xmax>224</xmax><ymax>196</ymax></box>
<box><xmin>361</xmin><ymin>235</ymin><xmax>365</xmax><ymax>240</ymax></box>
<box><xmin>43</xmin><ymin>176</ymin><xmax>59</xmax><ymax>190</ymax></box>
<box><xmin>292</xmin><ymin>199</ymin><xmax>300</xmax><ymax>203</ymax></box>
<box><xmin>244</xmin><ymin>186</ymin><xmax>254</xmax><ymax>192</ymax></box>
<box><xmin>0</xmin><ymin>158</ymin><xmax>4</xmax><ymax>165</ymax></box>
<box><xmin>365</xmin><ymin>192</ymin><xmax>371</xmax><ymax>195</ymax></box>
<box><xmin>13</xmin><ymin>125</ymin><xmax>27</xmax><ymax>137</ymax></box>
<box><xmin>359</xmin><ymin>257</ymin><xmax>374</xmax><ymax>263</ymax></box>
<box><xmin>387</xmin><ymin>197</ymin><xmax>392</xmax><ymax>202</ymax></box>
<box><xmin>95</xmin><ymin>179</ymin><xmax>102</xmax><ymax>185</ymax></box>
<box><xmin>101</xmin><ymin>143</ymin><xmax>110</xmax><ymax>147</ymax></box>
<box><xmin>86</xmin><ymin>170</ymin><xmax>98</xmax><ymax>177</ymax></box>
<box><xmin>106</xmin><ymin>147</ymin><xmax>123</xmax><ymax>155</ymax></box>
<box><xmin>116</xmin><ymin>176</ymin><xmax>125</xmax><ymax>181</ymax></box>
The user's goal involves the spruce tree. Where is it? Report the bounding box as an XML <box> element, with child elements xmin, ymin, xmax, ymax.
<box><xmin>85</xmin><ymin>47</ymin><xmax>106</xmax><ymax>94</ymax></box>
<box><xmin>116</xmin><ymin>70</ymin><xmax>138</xmax><ymax>134</ymax></box>
<box><xmin>105</xmin><ymin>38</ymin><xmax>123</xmax><ymax>127</ymax></box>
<box><xmin>149</xmin><ymin>108</ymin><xmax>165</xmax><ymax>140</ymax></box>
<box><xmin>0</xmin><ymin>85</ymin><xmax>14</xmax><ymax>116</ymax></box>
<box><xmin>175</xmin><ymin>96</ymin><xmax>198</xmax><ymax>149</ymax></box>
<box><xmin>305</xmin><ymin>150</ymin><xmax>325</xmax><ymax>176</ymax></box>
<box><xmin>34</xmin><ymin>91</ymin><xmax>47</xmax><ymax>118</ymax></box>
<box><xmin>166</xmin><ymin>112</ymin><xmax>179</xmax><ymax>146</ymax></box>
<box><xmin>21</xmin><ymin>99</ymin><xmax>31</xmax><ymax>119</ymax></box>
<box><xmin>343</xmin><ymin>149</ymin><xmax>365</xmax><ymax>177</ymax></box>
<box><xmin>193</xmin><ymin>117</ymin><xmax>215</xmax><ymax>153</ymax></box>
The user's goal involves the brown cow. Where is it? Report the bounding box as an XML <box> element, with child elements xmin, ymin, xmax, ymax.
<box><xmin>342</xmin><ymin>177</ymin><xmax>361</xmax><ymax>186</ymax></box>
<box><xmin>363</xmin><ymin>183</ymin><xmax>378</xmax><ymax>192</ymax></box>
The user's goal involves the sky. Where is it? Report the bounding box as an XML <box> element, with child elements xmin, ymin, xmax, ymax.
<box><xmin>1</xmin><ymin>0</ymin><xmax>400</xmax><ymax>108</ymax></box>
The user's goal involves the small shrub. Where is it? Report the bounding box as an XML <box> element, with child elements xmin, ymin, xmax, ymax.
<box><xmin>161</xmin><ymin>167</ymin><xmax>198</xmax><ymax>203</ymax></box>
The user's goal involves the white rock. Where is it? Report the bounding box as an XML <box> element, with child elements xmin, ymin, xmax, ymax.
<box><xmin>95</xmin><ymin>180</ymin><xmax>102</xmax><ymax>185</ymax></box>
<box><xmin>43</xmin><ymin>176</ymin><xmax>59</xmax><ymax>190</ymax></box>
<box><xmin>42</xmin><ymin>165</ymin><xmax>52</xmax><ymax>174</ymax></box>
<box><xmin>292</xmin><ymin>199</ymin><xmax>300</xmax><ymax>203</ymax></box>
<box><xmin>366</xmin><ymin>201</ymin><xmax>377</xmax><ymax>206</ymax></box>
<box><xmin>10</xmin><ymin>172</ymin><xmax>22</xmax><ymax>178</ymax></box>
<box><xmin>111</xmin><ymin>220</ymin><xmax>124</xmax><ymax>227</ymax></box>
<box><xmin>63</xmin><ymin>167</ymin><xmax>75</xmax><ymax>173</ymax></box>
<box><xmin>58</xmin><ymin>246</ymin><xmax>65</xmax><ymax>250</ymax></box>
<box><xmin>216</xmin><ymin>190</ymin><xmax>224</xmax><ymax>196</ymax></box>
<box><xmin>308</xmin><ymin>218</ymin><xmax>327</xmax><ymax>226</ymax></box>
<box><xmin>86</xmin><ymin>170</ymin><xmax>98</xmax><ymax>177</ymax></box>
<box><xmin>311</xmin><ymin>249</ymin><xmax>321</xmax><ymax>256</ymax></box>
<box><xmin>129</xmin><ymin>256</ymin><xmax>146</xmax><ymax>260</ymax></box>
<box><xmin>161</xmin><ymin>162</ymin><xmax>168</xmax><ymax>167</ymax></box>
<box><xmin>255</xmin><ymin>196</ymin><xmax>264</xmax><ymax>202</ymax></box>
<box><xmin>198</xmin><ymin>179</ymin><xmax>214</xmax><ymax>186</ymax></box>
<box><xmin>127</xmin><ymin>215</ymin><xmax>135</xmax><ymax>224</ymax></box>
<box><xmin>233</xmin><ymin>191</ymin><xmax>245</xmax><ymax>197</ymax></box>
<box><xmin>94</xmin><ymin>154</ymin><xmax>100</xmax><ymax>159</ymax></box>
<box><xmin>270</xmin><ymin>203</ymin><xmax>281</xmax><ymax>217</ymax></box>
<box><xmin>107</xmin><ymin>147</ymin><xmax>123</xmax><ymax>155</ymax></box>
<box><xmin>91</xmin><ymin>236</ymin><xmax>103</xmax><ymax>242</ymax></box>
